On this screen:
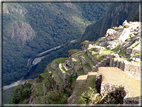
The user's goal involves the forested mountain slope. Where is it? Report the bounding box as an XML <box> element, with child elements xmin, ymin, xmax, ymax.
<box><xmin>3</xmin><ymin>3</ymin><xmax>109</xmax><ymax>85</ymax></box>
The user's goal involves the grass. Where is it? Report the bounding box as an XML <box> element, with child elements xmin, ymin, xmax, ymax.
<box><xmin>132</xmin><ymin>54</ymin><xmax>141</xmax><ymax>57</ymax></box>
<box><xmin>74</xmin><ymin>75</ymin><xmax>88</xmax><ymax>104</ymax></box>
<box><xmin>74</xmin><ymin>72</ymin><xmax>97</xmax><ymax>104</ymax></box>
<box><xmin>36</xmin><ymin>83</ymin><xmax>44</xmax><ymax>96</ymax></box>
<box><xmin>59</xmin><ymin>63</ymin><xmax>66</xmax><ymax>74</ymax></box>
<box><xmin>111</xmin><ymin>44</ymin><xmax>120</xmax><ymax>52</ymax></box>
<box><xmin>40</xmin><ymin>73</ymin><xmax>47</xmax><ymax>79</ymax></box>
<box><xmin>84</xmin><ymin>64</ymin><xmax>92</xmax><ymax>71</ymax></box>
<box><xmin>43</xmin><ymin>78</ymin><xmax>49</xmax><ymax>87</ymax></box>
<box><xmin>35</xmin><ymin>97</ymin><xmax>41</xmax><ymax>104</ymax></box>
<box><xmin>81</xmin><ymin>40</ymin><xmax>89</xmax><ymax>45</ymax></box>
<box><xmin>53</xmin><ymin>69</ymin><xmax>63</xmax><ymax>83</ymax></box>
<box><xmin>83</xmin><ymin>53</ymin><xmax>95</xmax><ymax>65</ymax></box>
<box><xmin>53</xmin><ymin>58</ymin><xmax>68</xmax><ymax>64</ymax></box>
<box><xmin>86</xmin><ymin>72</ymin><xmax>97</xmax><ymax>88</ymax></box>
<box><xmin>68</xmin><ymin>49</ymin><xmax>81</xmax><ymax>56</ymax></box>
<box><xmin>46</xmin><ymin>63</ymin><xmax>55</xmax><ymax>71</ymax></box>
<box><xmin>71</xmin><ymin>52</ymin><xmax>81</xmax><ymax>63</ymax></box>
<box><xmin>97</xmin><ymin>47</ymin><xmax>112</xmax><ymax>61</ymax></box>
<box><xmin>87</xmin><ymin>44</ymin><xmax>95</xmax><ymax>50</ymax></box>
<box><xmin>130</xmin><ymin>41</ymin><xmax>140</xmax><ymax>49</ymax></box>
<box><xmin>91</xmin><ymin>51</ymin><xmax>98</xmax><ymax>56</ymax></box>
<box><xmin>78</xmin><ymin>69</ymin><xmax>86</xmax><ymax>75</ymax></box>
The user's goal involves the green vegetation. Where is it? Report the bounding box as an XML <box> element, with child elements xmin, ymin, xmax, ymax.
<box><xmin>59</xmin><ymin>63</ymin><xmax>66</xmax><ymax>74</ymax></box>
<box><xmin>83</xmin><ymin>53</ymin><xmax>95</xmax><ymax>65</ymax></box>
<box><xmin>36</xmin><ymin>83</ymin><xmax>44</xmax><ymax>96</ymax></box>
<box><xmin>81</xmin><ymin>40</ymin><xmax>89</xmax><ymax>45</ymax></box>
<box><xmin>12</xmin><ymin>83</ymin><xmax>32</xmax><ymax>104</ymax></box>
<box><xmin>79</xmin><ymin>87</ymin><xmax>97</xmax><ymax>104</ymax></box>
<box><xmin>97</xmin><ymin>48</ymin><xmax>111</xmax><ymax>61</ymax></box>
<box><xmin>84</xmin><ymin>64</ymin><xmax>92</xmax><ymax>71</ymax></box>
<box><xmin>44</xmin><ymin>78</ymin><xmax>49</xmax><ymax>87</ymax></box>
<box><xmin>34</xmin><ymin>90</ymin><xmax>68</xmax><ymax>104</ymax></box>
<box><xmin>53</xmin><ymin>58</ymin><xmax>68</xmax><ymax>64</ymax></box>
<box><xmin>53</xmin><ymin>69</ymin><xmax>63</xmax><ymax>83</ymax></box>
<box><xmin>40</xmin><ymin>73</ymin><xmax>47</xmax><ymax>78</ymax></box>
<box><xmin>68</xmin><ymin>49</ymin><xmax>81</xmax><ymax>56</ymax></box>
<box><xmin>47</xmin><ymin>63</ymin><xmax>55</xmax><ymax>71</ymax></box>
<box><xmin>3</xmin><ymin>87</ymin><xmax>15</xmax><ymax>104</ymax></box>
<box><xmin>78</xmin><ymin>69</ymin><xmax>86</xmax><ymax>75</ymax></box>
<box><xmin>111</xmin><ymin>44</ymin><xmax>120</xmax><ymax>52</ymax></box>
<box><xmin>130</xmin><ymin>41</ymin><xmax>140</xmax><ymax>49</ymax></box>
<box><xmin>3</xmin><ymin>3</ymin><xmax>109</xmax><ymax>86</ymax></box>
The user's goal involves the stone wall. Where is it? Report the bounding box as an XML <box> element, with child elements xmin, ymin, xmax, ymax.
<box><xmin>83</xmin><ymin>66</ymin><xmax>90</xmax><ymax>74</ymax></box>
<box><xmin>86</xmin><ymin>50</ymin><xmax>98</xmax><ymax>64</ymax></box>
<box><xmin>74</xmin><ymin>64</ymin><xmax>83</xmax><ymax>72</ymax></box>
<box><xmin>109</xmin><ymin>56</ymin><xmax>140</xmax><ymax>80</ymax></box>
<box><xmin>51</xmin><ymin>61</ymin><xmax>58</xmax><ymax>69</ymax></box>
<box><xmin>80</xmin><ymin>56</ymin><xmax>88</xmax><ymax>65</ymax></box>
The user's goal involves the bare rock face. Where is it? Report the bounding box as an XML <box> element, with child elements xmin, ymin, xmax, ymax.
<box><xmin>8</xmin><ymin>21</ymin><xmax>35</xmax><ymax>44</ymax></box>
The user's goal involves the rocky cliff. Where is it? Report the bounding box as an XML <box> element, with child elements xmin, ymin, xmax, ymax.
<box><xmin>12</xmin><ymin>21</ymin><xmax>141</xmax><ymax>105</ymax></box>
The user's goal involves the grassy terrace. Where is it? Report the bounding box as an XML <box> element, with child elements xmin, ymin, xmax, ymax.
<box><xmin>68</xmin><ymin>49</ymin><xmax>81</xmax><ymax>56</ymax></box>
<box><xmin>53</xmin><ymin>58</ymin><xmax>68</xmax><ymax>64</ymax></box>
<box><xmin>86</xmin><ymin>72</ymin><xmax>97</xmax><ymax>89</ymax></box>
<box><xmin>71</xmin><ymin>52</ymin><xmax>81</xmax><ymax>64</ymax></box>
<box><xmin>83</xmin><ymin>53</ymin><xmax>95</xmax><ymax>65</ymax></box>
<box><xmin>84</xmin><ymin>64</ymin><xmax>92</xmax><ymax>71</ymax></box>
<box><xmin>53</xmin><ymin>69</ymin><xmax>63</xmax><ymax>83</ymax></box>
<box><xmin>40</xmin><ymin>73</ymin><xmax>47</xmax><ymax>79</ymax></box>
<box><xmin>74</xmin><ymin>75</ymin><xmax>88</xmax><ymax>104</ymax></box>
<box><xmin>46</xmin><ymin>63</ymin><xmax>55</xmax><ymax>71</ymax></box>
<box><xmin>43</xmin><ymin>78</ymin><xmax>49</xmax><ymax>87</ymax></box>
<box><xmin>74</xmin><ymin>72</ymin><xmax>97</xmax><ymax>104</ymax></box>
<box><xmin>78</xmin><ymin>69</ymin><xmax>86</xmax><ymax>75</ymax></box>
<box><xmin>81</xmin><ymin>40</ymin><xmax>89</xmax><ymax>45</ymax></box>
<box><xmin>59</xmin><ymin>63</ymin><xmax>72</xmax><ymax>74</ymax></box>
<box><xmin>130</xmin><ymin>41</ymin><xmax>140</xmax><ymax>49</ymax></box>
<box><xmin>36</xmin><ymin>83</ymin><xmax>44</xmax><ymax>96</ymax></box>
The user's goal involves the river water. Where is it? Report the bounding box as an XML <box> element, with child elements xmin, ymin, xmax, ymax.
<box><xmin>2</xmin><ymin>39</ymin><xmax>77</xmax><ymax>90</ymax></box>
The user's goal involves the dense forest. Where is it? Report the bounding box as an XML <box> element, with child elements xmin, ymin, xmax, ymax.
<box><xmin>3</xmin><ymin>3</ymin><xmax>110</xmax><ymax>85</ymax></box>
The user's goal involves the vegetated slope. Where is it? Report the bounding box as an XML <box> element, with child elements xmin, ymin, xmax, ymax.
<box><xmin>12</xmin><ymin>21</ymin><xmax>140</xmax><ymax>104</ymax></box>
<box><xmin>3</xmin><ymin>3</ymin><xmax>109</xmax><ymax>85</ymax></box>
<box><xmin>19</xmin><ymin>2</ymin><xmax>139</xmax><ymax>82</ymax></box>
<box><xmin>80</xmin><ymin>3</ymin><xmax>139</xmax><ymax>42</ymax></box>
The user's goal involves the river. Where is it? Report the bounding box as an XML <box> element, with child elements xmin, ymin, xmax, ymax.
<box><xmin>2</xmin><ymin>39</ymin><xmax>77</xmax><ymax>90</ymax></box>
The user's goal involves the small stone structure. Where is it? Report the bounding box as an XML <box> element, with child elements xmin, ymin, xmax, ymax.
<box><xmin>51</xmin><ymin>61</ymin><xmax>58</xmax><ymax>69</ymax></box>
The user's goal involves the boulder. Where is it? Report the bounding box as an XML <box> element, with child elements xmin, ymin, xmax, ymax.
<box><xmin>132</xmin><ymin>44</ymin><xmax>140</xmax><ymax>55</ymax></box>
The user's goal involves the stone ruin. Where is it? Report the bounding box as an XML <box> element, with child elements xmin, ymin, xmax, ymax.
<box><xmin>95</xmin><ymin>67</ymin><xmax>140</xmax><ymax>104</ymax></box>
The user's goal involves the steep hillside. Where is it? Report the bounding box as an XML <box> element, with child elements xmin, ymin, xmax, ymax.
<box><xmin>12</xmin><ymin>21</ymin><xmax>141</xmax><ymax>105</ymax></box>
<box><xmin>80</xmin><ymin>3</ymin><xmax>139</xmax><ymax>42</ymax></box>
<box><xmin>3</xmin><ymin>3</ymin><xmax>110</xmax><ymax>85</ymax></box>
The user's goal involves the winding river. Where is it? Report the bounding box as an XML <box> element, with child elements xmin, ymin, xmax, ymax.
<box><xmin>2</xmin><ymin>39</ymin><xmax>77</xmax><ymax>90</ymax></box>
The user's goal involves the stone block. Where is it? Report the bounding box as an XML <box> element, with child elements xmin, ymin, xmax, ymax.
<box><xmin>51</xmin><ymin>61</ymin><xmax>58</xmax><ymax>69</ymax></box>
<box><xmin>74</xmin><ymin>64</ymin><xmax>82</xmax><ymax>72</ymax></box>
<box><xmin>83</xmin><ymin>66</ymin><xmax>90</xmax><ymax>74</ymax></box>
